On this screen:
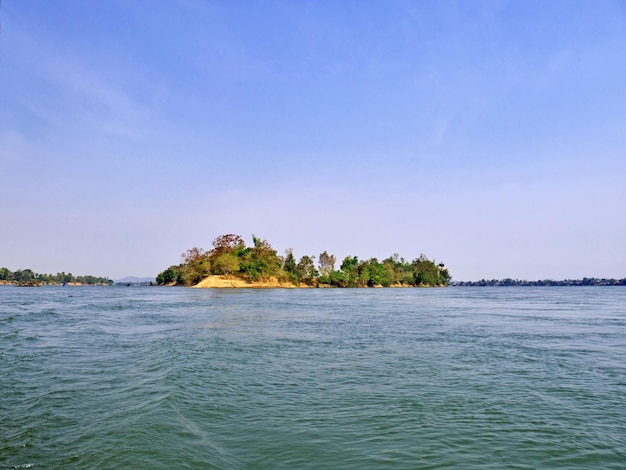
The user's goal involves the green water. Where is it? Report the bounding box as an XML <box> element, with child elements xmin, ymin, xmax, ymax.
<box><xmin>1</xmin><ymin>286</ymin><xmax>625</xmax><ymax>468</ymax></box>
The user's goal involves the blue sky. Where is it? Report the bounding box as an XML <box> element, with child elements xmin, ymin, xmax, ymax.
<box><xmin>1</xmin><ymin>0</ymin><xmax>624</xmax><ymax>281</ymax></box>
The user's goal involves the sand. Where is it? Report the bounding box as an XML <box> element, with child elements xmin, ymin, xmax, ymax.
<box><xmin>192</xmin><ymin>275</ymin><xmax>308</xmax><ymax>289</ymax></box>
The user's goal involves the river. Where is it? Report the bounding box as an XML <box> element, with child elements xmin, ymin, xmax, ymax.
<box><xmin>1</xmin><ymin>286</ymin><xmax>625</xmax><ymax>468</ymax></box>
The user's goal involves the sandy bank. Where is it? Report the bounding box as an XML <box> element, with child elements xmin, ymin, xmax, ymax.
<box><xmin>191</xmin><ymin>275</ymin><xmax>445</xmax><ymax>289</ymax></box>
<box><xmin>192</xmin><ymin>275</ymin><xmax>311</xmax><ymax>289</ymax></box>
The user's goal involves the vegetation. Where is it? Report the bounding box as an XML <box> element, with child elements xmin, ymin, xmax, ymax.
<box><xmin>454</xmin><ymin>278</ymin><xmax>626</xmax><ymax>286</ymax></box>
<box><xmin>0</xmin><ymin>267</ymin><xmax>113</xmax><ymax>286</ymax></box>
<box><xmin>157</xmin><ymin>233</ymin><xmax>451</xmax><ymax>288</ymax></box>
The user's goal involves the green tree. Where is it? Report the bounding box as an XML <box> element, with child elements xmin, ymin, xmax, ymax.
<box><xmin>187</xmin><ymin>248</ymin><xmax>210</xmax><ymax>271</ymax></box>
<box><xmin>207</xmin><ymin>234</ymin><xmax>247</xmax><ymax>277</ymax></box>
<box><xmin>156</xmin><ymin>266</ymin><xmax>180</xmax><ymax>285</ymax></box>
<box><xmin>340</xmin><ymin>256</ymin><xmax>359</xmax><ymax>287</ymax></box>
<box><xmin>179</xmin><ymin>247</ymin><xmax>211</xmax><ymax>285</ymax></box>
<box><xmin>284</xmin><ymin>249</ymin><xmax>297</xmax><ymax>274</ymax></box>
<box><xmin>296</xmin><ymin>255</ymin><xmax>318</xmax><ymax>285</ymax></box>
<box><xmin>14</xmin><ymin>269</ymin><xmax>35</xmax><ymax>283</ymax></box>
<box><xmin>156</xmin><ymin>233</ymin><xmax>453</xmax><ymax>288</ymax></box>
<box><xmin>0</xmin><ymin>267</ymin><xmax>12</xmax><ymax>281</ymax></box>
<box><xmin>364</xmin><ymin>258</ymin><xmax>390</xmax><ymax>287</ymax></box>
<box><xmin>412</xmin><ymin>254</ymin><xmax>441</xmax><ymax>286</ymax></box>
<box><xmin>240</xmin><ymin>235</ymin><xmax>282</xmax><ymax>281</ymax></box>
<box><xmin>328</xmin><ymin>270</ymin><xmax>347</xmax><ymax>287</ymax></box>
<box><xmin>212</xmin><ymin>252</ymin><xmax>241</xmax><ymax>275</ymax></box>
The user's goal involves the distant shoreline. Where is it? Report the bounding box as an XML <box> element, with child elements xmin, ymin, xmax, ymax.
<box><xmin>2</xmin><ymin>278</ymin><xmax>623</xmax><ymax>288</ymax></box>
<box><xmin>0</xmin><ymin>268</ymin><xmax>113</xmax><ymax>286</ymax></box>
<box><xmin>0</xmin><ymin>280</ymin><xmax>110</xmax><ymax>287</ymax></box>
<box><xmin>452</xmin><ymin>278</ymin><xmax>625</xmax><ymax>287</ymax></box>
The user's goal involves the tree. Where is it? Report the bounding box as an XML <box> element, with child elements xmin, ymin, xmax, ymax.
<box><xmin>412</xmin><ymin>254</ymin><xmax>441</xmax><ymax>286</ymax></box>
<box><xmin>211</xmin><ymin>234</ymin><xmax>245</xmax><ymax>256</ymax></box>
<box><xmin>212</xmin><ymin>252</ymin><xmax>240</xmax><ymax>275</ymax></box>
<box><xmin>207</xmin><ymin>234</ymin><xmax>246</xmax><ymax>277</ymax></box>
<box><xmin>157</xmin><ymin>266</ymin><xmax>181</xmax><ymax>285</ymax></box>
<box><xmin>240</xmin><ymin>235</ymin><xmax>282</xmax><ymax>281</ymax></box>
<box><xmin>318</xmin><ymin>251</ymin><xmax>336</xmax><ymax>277</ymax></box>
<box><xmin>328</xmin><ymin>270</ymin><xmax>347</xmax><ymax>287</ymax></box>
<box><xmin>340</xmin><ymin>256</ymin><xmax>359</xmax><ymax>287</ymax></box>
<box><xmin>284</xmin><ymin>249</ymin><xmax>297</xmax><ymax>274</ymax></box>
<box><xmin>14</xmin><ymin>269</ymin><xmax>35</xmax><ymax>283</ymax></box>
<box><xmin>181</xmin><ymin>247</ymin><xmax>208</xmax><ymax>265</ymax></box>
<box><xmin>296</xmin><ymin>255</ymin><xmax>318</xmax><ymax>285</ymax></box>
<box><xmin>360</xmin><ymin>258</ymin><xmax>390</xmax><ymax>287</ymax></box>
<box><xmin>157</xmin><ymin>233</ymin><xmax>454</xmax><ymax>288</ymax></box>
<box><xmin>180</xmin><ymin>247</ymin><xmax>211</xmax><ymax>286</ymax></box>
<box><xmin>0</xmin><ymin>267</ymin><xmax>12</xmax><ymax>281</ymax></box>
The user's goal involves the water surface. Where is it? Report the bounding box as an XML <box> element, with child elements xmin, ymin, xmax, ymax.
<box><xmin>1</xmin><ymin>286</ymin><xmax>625</xmax><ymax>468</ymax></box>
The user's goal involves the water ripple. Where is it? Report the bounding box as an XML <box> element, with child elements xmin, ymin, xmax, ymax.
<box><xmin>1</xmin><ymin>286</ymin><xmax>625</xmax><ymax>468</ymax></box>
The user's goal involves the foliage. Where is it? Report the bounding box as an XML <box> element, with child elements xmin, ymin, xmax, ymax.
<box><xmin>211</xmin><ymin>252</ymin><xmax>240</xmax><ymax>275</ymax></box>
<box><xmin>328</xmin><ymin>270</ymin><xmax>347</xmax><ymax>287</ymax></box>
<box><xmin>283</xmin><ymin>249</ymin><xmax>297</xmax><ymax>274</ymax></box>
<box><xmin>296</xmin><ymin>255</ymin><xmax>318</xmax><ymax>285</ymax></box>
<box><xmin>240</xmin><ymin>235</ymin><xmax>282</xmax><ymax>281</ymax></box>
<box><xmin>155</xmin><ymin>266</ymin><xmax>181</xmax><ymax>285</ymax></box>
<box><xmin>210</xmin><ymin>234</ymin><xmax>246</xmax><ymax>257</ymax></box>
<box><xmin>359</xmin><ymin>258</ymin><xmax>391</xmax><ymax>287</ymax></box>
<box><xmin>178</xmin><ymin>247</ymin><xmax>211</xmax><ymax>286</ymax></box>
<box><xmin>0</xmin><ymin>268</ymin><xmax>113</xmax><ymax>285</ymax></box>
<box><xmin>318</xmin><ymin>251</ymin><xmax>336</xmax><ymax>277</ymax></box>
<box><xmin>156</xmin><ymin>233</ymin><xmax>452</xmax><ymax>287</ymax></box>
<box><xmin>455</xmin><ymin>277</ymin><xmax>626</xmax><ymax>286</ymax></box>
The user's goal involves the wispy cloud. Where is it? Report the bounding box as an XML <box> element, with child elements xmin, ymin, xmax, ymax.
<box><xmin>5</xmin><ymin>22</ymin><xmax>165</xmax><ymax>154</ymax></box>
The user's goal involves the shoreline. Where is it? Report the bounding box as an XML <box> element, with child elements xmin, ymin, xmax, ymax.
<box><xmin>192</xmin><ymin>275</ymin><xmax>311</xmax><ymax>289</ymax></box>
<box><xmin>191</xmin><ymin>275</ymin><xmax>444</xmax><ymax>289</ymax></box>
<box><xmin>0</xmin><ymin>280</ymin><xmax>107</xmax><ymax>287</ymax></box>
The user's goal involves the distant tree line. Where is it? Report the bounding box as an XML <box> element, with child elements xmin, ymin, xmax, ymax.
<box><xmin>0</xmin><ymin>267</ymin><xmax>113</xmax><ymax>286</ymax></box>
<box><xmin>156</xmin><ymin>233</ymin><xmax>451</xmax><ymax>287</ymax></box>
<box><xmin>453</xmin><ymin>278</ymin><xmax>626</xmax><ymax>286</ymax></box>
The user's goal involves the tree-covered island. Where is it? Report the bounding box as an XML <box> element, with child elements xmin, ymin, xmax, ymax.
<box><xmin>157</xmin><ymin>234</ymin><xmax>451</xmax><ymax>288</ymax></box>
<box><xmin>0</xmin><ymin>268</ymin><xmax>113</xmax><ymax>286</ymax></box>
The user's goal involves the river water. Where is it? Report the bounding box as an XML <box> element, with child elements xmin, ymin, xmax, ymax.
<box><xmin>1</xmin><ymin>286</ymin><xmax>625</xmax><ymax>469</ymax></box>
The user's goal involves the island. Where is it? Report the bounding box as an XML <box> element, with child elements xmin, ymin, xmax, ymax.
<box><xmin>157</xmin><ymin>234</ymin><xmax>451</xmax><ymax>288</ymax></box>
<box><xmin>0</xmin><ymin>268</ymin><xmax>113</xmax><ymax>286</ymax></box>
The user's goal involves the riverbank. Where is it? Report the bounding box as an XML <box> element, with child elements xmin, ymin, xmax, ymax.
<box><xmin>190</xmin><ymin>275</ymin><xmax>445</xmax><ymax>289</ymax></box>
<box><xmin>0</xmin><ymin>280</ymin><xmax>104</xmax><ymax>286</ymax></box>
<box><xmin>192</xmin><ymin>275</ymin><xmax>312</xmax><ymax>289</ymax></box>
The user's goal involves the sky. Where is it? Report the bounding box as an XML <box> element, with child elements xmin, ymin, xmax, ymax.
<box><xmin>1</xmin><ymin>0</ymin><xmax>625</xmax><ymax>281</ymax></box>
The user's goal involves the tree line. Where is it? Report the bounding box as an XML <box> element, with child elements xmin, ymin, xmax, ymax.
<box><xmin>454</xmin><ymin>278</ymin><xmax>626</xmax><ymax>286</ymax></box>
<box><xmin>0</xmin><ymin>267</ymin><xmax>113</xmax><ymax>286</ymax></box>
<box><xmin>156</xmin><ymin>233</ymin><xmax>451</xmax><ymax>287</ymax></box>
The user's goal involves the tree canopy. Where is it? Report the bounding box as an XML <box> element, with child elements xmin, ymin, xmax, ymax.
<box><xmin>156</xmin><ymin>233</ymin><xmax>451</xmax><ymax>288</ymax></box>
<box><xmin>0</xmin><ymin>268</ymin><xmax>112</xmax><ymax>286</ymax></box>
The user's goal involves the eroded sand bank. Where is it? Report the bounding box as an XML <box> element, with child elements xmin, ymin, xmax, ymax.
<box><xmin>192</xmin><ymin>275</ymin><xmax>310</xmax><ymax>288</ymax></box>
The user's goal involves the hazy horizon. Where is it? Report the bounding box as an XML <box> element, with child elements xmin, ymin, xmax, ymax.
<box><xmin>1</xmin><ymin>1</ymin><xmax>624</xmax><ymax>281</ymax></box>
